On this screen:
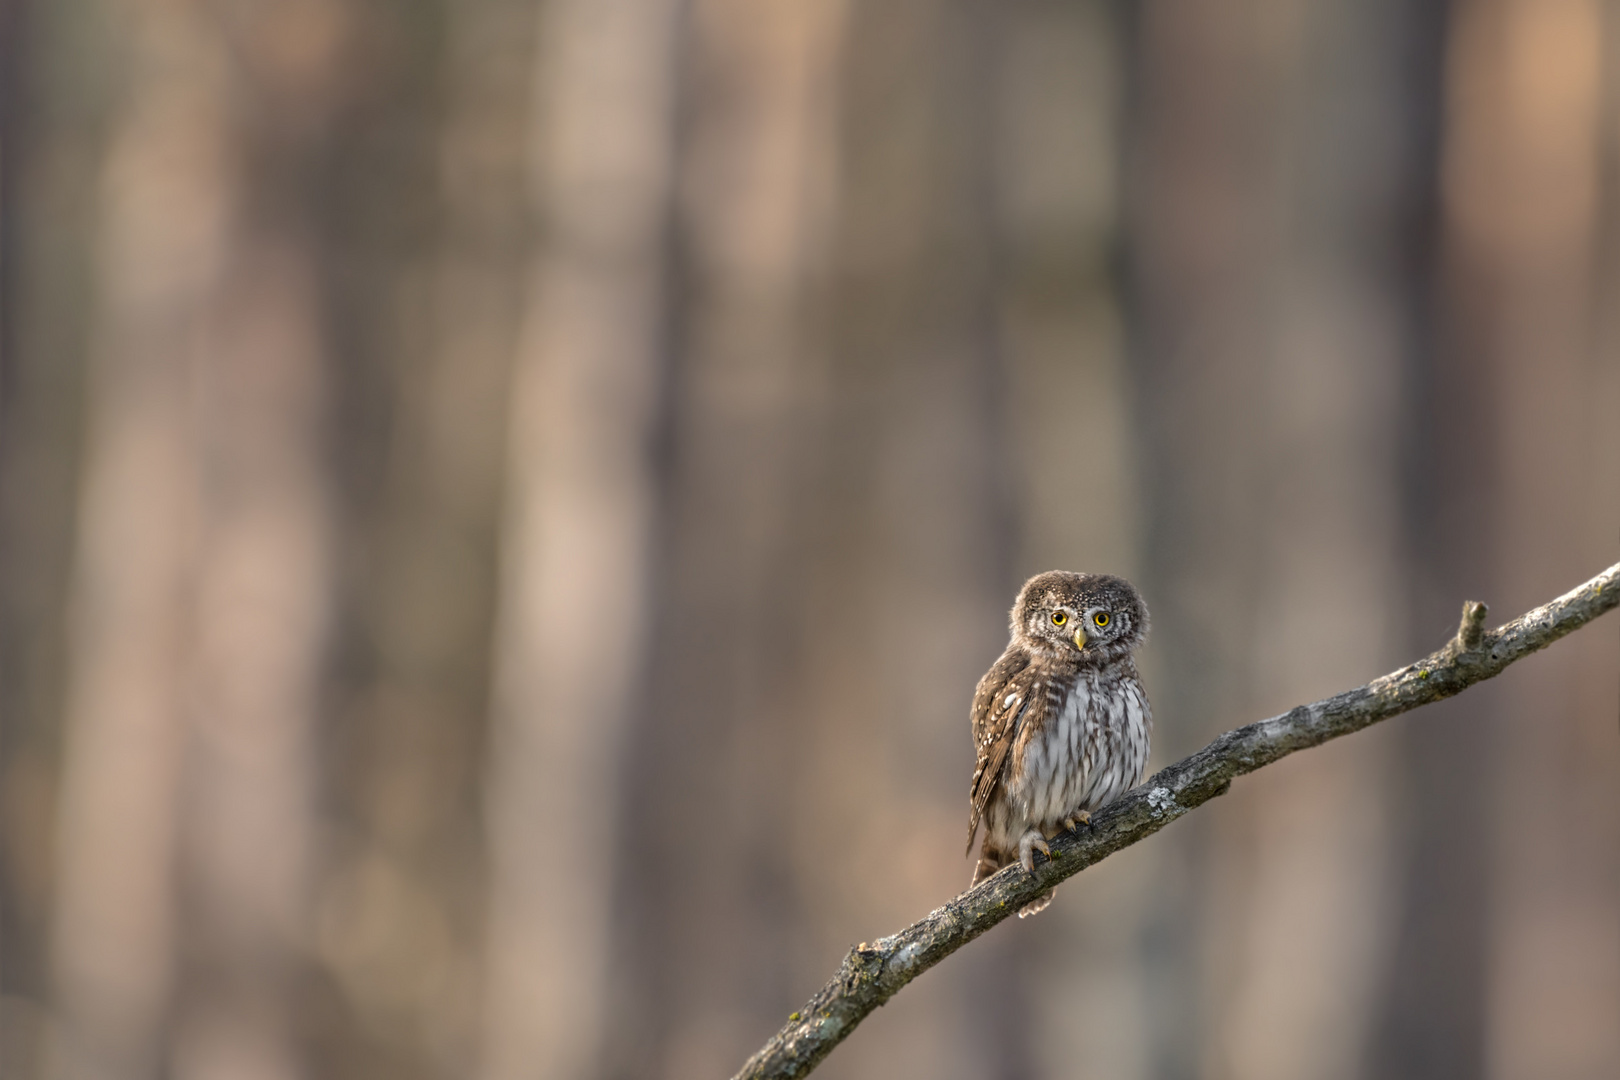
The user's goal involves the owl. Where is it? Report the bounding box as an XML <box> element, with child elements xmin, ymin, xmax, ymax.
<box><xmin>966</xmin><ymin>571</ymin><xmax>1152</xmax><ymax>917</ymax></box>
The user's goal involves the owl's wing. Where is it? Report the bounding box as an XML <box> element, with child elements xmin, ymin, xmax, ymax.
<box><xmin>965</xmin><ymin>650</ymin><xmax>1038</xmax><ymax>856</ymax></box>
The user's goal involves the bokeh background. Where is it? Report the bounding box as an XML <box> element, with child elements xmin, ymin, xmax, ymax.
<box><xmin>3</xmin><ymin>2</ymin><xmax>1619</xmax><ymax>1079</ymax></box>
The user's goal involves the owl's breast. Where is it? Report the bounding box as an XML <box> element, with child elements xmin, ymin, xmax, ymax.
<box><xmin>1008</xmin><ymin>666</ymin><xmax>1151</xmax><ymax>829</ymax></box>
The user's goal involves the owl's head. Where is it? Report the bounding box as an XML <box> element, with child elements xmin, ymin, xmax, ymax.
<box><xmin>1011</xmin><ymin>571</ymin><xmax>1149</xmax><ymax>663</ymax></box>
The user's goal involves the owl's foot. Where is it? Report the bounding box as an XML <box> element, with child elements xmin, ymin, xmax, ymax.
<box><xmin>1062</xmin><ymin>810</ymin><xmax>1091</xmax><ymax>833</ymax></box>
<box><xmin>1017</xmin><ymin>829</ymin><xmax>1050</xmax><ymax>873</ymax></box>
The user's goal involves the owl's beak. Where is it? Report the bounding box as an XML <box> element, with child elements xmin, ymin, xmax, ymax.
<box><xmin>1073</xmin><ymin>627</ymin><xmax>1088</xmax><ymax>649</ymax></box>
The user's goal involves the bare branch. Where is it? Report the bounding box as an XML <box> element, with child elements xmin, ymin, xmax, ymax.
<box><xmin>733</xmin><ymin>560</ymin><xmax>1620</xmax><ymax>1080</ymax></box>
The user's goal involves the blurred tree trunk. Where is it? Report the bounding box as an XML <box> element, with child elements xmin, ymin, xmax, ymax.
<box><xmin>1125</xmin><ymin>2</ymin><xmax>1421</xmax><ymax>1077</ymax></box>
<box><xmin>0</xmin><ymin>1</ymin><xmax>102</xmax><ymax>1075</ymax></box>
<box><xmin>478</xmin><ymin>2</ymin><xmax>678</xmax><ymax>1080</ymax></box>
<box><xmin>1125</xmin><ymin>3</ymin><xmax>1287</xmax><ymax>1074</ymax></box>
<box><xmin>987</xmin><ymin>4</ymin><xmax>1149</xmax><ymax>1078</ymax></box>
<box><xmin>1371</xmin><ymin>1</ymin><xmax>1500</xmax><ymax>1077</ymax></box>
<box><xmin>781</xmin><ymin>2</ymin><xmax>1022</xmax><ymax>1075</ymax></box>
<box><xmin>604</xmin><ymin>3</ymin><xmax>1023</xmax><ymax>1078</ymax></box>
<box><xmin>312</xmin><ymin>2</ymin><xmax>529</xmax><ymax>1078</ymax></box>
<box><xmin>45</xmin><ymin>3</ymin><xmax>346</xmax><ymax>1078</ymax></box>
<box><xmin>602</xmin><ymin>2</ymin><xmax>854</xmax><ymax>1074</ymax></box>
<box><xmin>1437</xmin><ymin>2</ymin><xmax>1620</xmax><ymax>1076</ymax></box>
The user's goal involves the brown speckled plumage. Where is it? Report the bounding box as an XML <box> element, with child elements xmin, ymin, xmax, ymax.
<box><xmin>966</xmin><ymin>571</ymin><xmax>1151</xmax><ymax>916</ymax></box>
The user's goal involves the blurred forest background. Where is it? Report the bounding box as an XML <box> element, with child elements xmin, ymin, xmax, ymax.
<box><xmin>2</xmin><ymin>1</ymin><xmax>1618</xmax><ymax>1079</ymax></box>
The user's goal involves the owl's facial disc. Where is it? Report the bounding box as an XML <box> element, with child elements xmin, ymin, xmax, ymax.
<box><xmin>1011</xmin><ymin>571</ymin><xmax>1147</xmax><ymax>658</ymax></box>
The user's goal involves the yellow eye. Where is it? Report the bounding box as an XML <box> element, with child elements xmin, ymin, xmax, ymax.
<box><xmin>1051</xmin><ymin>611</ymin><xmax>1067</xmax><ymax>627</ymax></box>
<box><xmin>1093</xmin><ymin>612</ymin><xmax>1110</xmax><ymax>628</ymax></box>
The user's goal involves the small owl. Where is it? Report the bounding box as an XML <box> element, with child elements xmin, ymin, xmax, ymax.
<box><xmin>966</xmin><ymin>571</ymin><xmax>1152</xmax><ymax>917</ymax></box>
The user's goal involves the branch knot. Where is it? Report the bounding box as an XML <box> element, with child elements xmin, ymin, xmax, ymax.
<box><xmin>1450</xmin><ymin>600</ymin><xmax>1488</xmax><ymax>656</ymax></box>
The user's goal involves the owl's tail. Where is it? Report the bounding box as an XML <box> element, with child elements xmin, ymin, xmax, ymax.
<box><xmin>1017</xmin><ymin>889</ymin><xmax>1055</xmax><ymax>918</ymax></box>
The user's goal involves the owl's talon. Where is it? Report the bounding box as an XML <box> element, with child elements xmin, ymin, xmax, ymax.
<box><xmin>1062</xmin><ymin>810</ymin><xmax>1091</xmax><ymax>832</ymax></box>
<box><xmin>1017</xmin><ymin>830</ymin><xmax>1050</xmax><ymax>873</ymax></box>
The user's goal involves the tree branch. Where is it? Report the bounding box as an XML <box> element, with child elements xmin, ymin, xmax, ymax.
<box><xmin>733</xmin><ymin>560</ymin><xmax>1620</xmax><ymax>1080</ymax></box>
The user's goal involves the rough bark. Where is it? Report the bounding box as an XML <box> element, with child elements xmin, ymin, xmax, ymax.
<box><xmin>733</xmin><ymin>559</ymin><xmax>1620</xmax><ymax>1080</ymax></box>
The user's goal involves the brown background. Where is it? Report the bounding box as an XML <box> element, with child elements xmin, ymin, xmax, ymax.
<box><xmin>2</xmin><ymin>2</ymin><xmax>1617</xmax><ymax>1079</ymax></box>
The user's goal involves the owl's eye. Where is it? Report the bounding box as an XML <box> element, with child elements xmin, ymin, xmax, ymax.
<box><xmin>1093</xmin><ymin>612</ymin><xmax>1111</xmax><ymax>628</ymax></box>
<box><xmin>1050</xmin><ymin>611</ymin><xmax>1068</xmax><ymax>627</ymax></box>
